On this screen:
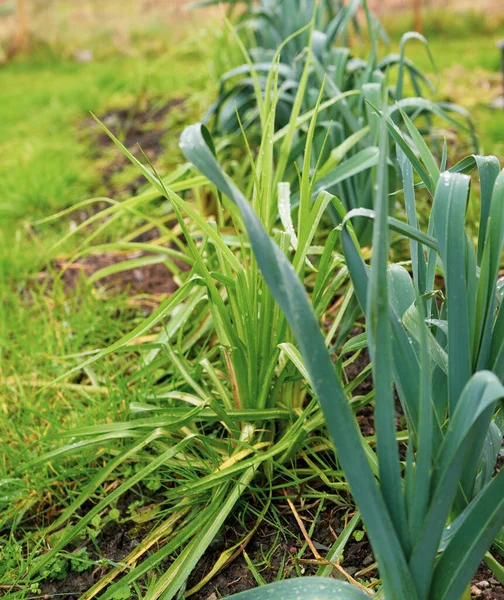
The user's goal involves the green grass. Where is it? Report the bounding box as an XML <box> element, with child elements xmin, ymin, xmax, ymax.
<box><xmin>0</xmin><ymin>31</ymin><xmax>214</xmax><ymax>596</ymax></box>
<box><xmin>6</xmin><ymin>43</ymin><xmax>365</xmax><ymax>595</ymax></box>
<box><xmin>0</xmin><ymin>31</ymin><xmax>212</xmax><ymax>449</ymax></box>
<box><xmin>0</xmin><ymin>47</ymin><xmax>209</xmax><ymax>216</ymax></box>
<box><xmin>0</xmin><ymin>12</ymin><xmax>253</xmax><ymax>595</ymax></box>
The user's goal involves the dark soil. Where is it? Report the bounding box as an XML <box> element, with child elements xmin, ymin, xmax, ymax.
<box><xmin>65</xmin><ymin>96</ymin><xmax>193</xmax><ymax>298</ymax></box>
<box><xmin>31</xmin><ymin>97</ymin><xmax>191</xmax><ymax>300</ymax></box>
<box><xmin>187</xmin><ymin>505</ymin><xmax>376</xmax><ymax>600</ymax></box>
<box><xmin>470</xmin><ymin>563</ymin><xmax>504</xmax><ymax>599</ymax></box>
<box><xmin>36</xmin><ymin>497</ymin><xmax>376</xmax><ymax>600</ymax></box>
<box><xmin>82</xmin><ymin>97</ymin><xmax>186</xmax><ymax>197</ymax></box>
<box><xmin>53</xmin><ymin>245</ymin><xmax>181</xmax><ymax>297</ymax></box>
<box><xmin>34</xmin><ymin>224</ymin><xmax>187</xmax><ymax>300</ymax></box>
<box><xmin>40</xmin><ymin>524</ymin><xmax>138</xmax><ymax>599</ymax></box>
<box><xmin>36</xmin><ymin>498</ymin><xmax>504</xmax><ymax>600</ymax></box>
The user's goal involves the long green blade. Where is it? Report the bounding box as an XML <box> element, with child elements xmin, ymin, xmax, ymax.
<box><xmin>367</xmin><ymin>113</ymin><xmax>409</xmax><ymax>553</ymax></box>
<box><xmin>432</xmin><ymin>172</ymin><xmax>472</xmax><ymax>412</ymax></box>
<box><xmin>409</xmin><ymin>371</ymin><xmax>504</xmax><ymax>597</ymax></box>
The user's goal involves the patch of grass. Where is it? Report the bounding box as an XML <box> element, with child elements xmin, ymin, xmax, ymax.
<box><xmin>382</xmin><ymin>31</ymin><xmax>504</xmax><ymax>160</ymax></box>
<box><xmin>1</xmin><ymin>275</ymin><xmax>140</xmax><ymax>497</ymax></box>
<box><xmin>0</xmin><ymin>48</ymin><xmax>209</xmax><ymax>221</ymax></box>
<box><xmin>385</xmin><ymin>8</ymin><xmax>504</xmax><ymax>41</ymax></box>
<box><xmin>0</xmin><ymin>27</ymin><xmax>216</xmax><ymax>282</ymax></box>
<box><xmin>0</xmin><ymin>26</ymin><xmax>215</xmax><ymax>598</ymax></box>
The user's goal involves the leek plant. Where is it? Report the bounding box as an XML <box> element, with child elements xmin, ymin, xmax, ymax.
<box><xmin>195</xmin><ymin>0</ymin><xmax>386</xmax><ymax>134</ymax></box>
<box><xmin>342</xmin><ymin>105</ymin><xmax>504</xmax><ymax>560</ymax></box>
<box><xmin>178</xmin><ymin>107</ymin><xmax>504</xmax><ymax>599</ymax></box>
<box><xmin>198</xmin><ymin>0</ymin><xmax>475</xmax><ymax>151</ymax></box>
<box><xmin>199</xmin><ymin>2</ymin><xmax>476</xmax><ymax>250</ymax></box>
<box><xmin>190</xmin><ymin>0</ymin><xmax>377</xmax><ymax>62</ymax></box>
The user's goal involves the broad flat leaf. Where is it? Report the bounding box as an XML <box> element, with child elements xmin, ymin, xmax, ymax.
<box><xmin>366</xmin><ymin>114</ymin><xmax>409</xmax><ymax>553</ymax></box>
<box><xmin>432</xmin><ymin>172</ymin><xmax>471</xmax><ymax>411</ymax></box>
<box><xmin>402</xmin><ymin>303</ymin><xmax>448</xmax><ymax>374</ymax></box>
<box><xmin>223</xmin><ymin>578</ymin><xmax>371</xmax><ymax>600</ymax></box>
<box><xmin>474</xmin><ymin>421</ymin><xmax>503</xmax><ymax>495</ymax></box>
<box><xmin>430</xmin><ymin>470</ymin><xmax>504</xmax><ymax>600</ymax></box>
<box><xmin>409</xmin><ymin>371</ymin><xmax>504</xmax><ymax>598</ymax></box>
<box><xmin>475</xmin><ymin>169</ymin><xmax>504</xmax><ymax>370</ymax></box>
<box><xmin>388</xmin><ymin>265</ymin><xmax>416</xmax><ymax>319</ymax></box>
<box><xmin>397</xmin><ymin>146</ymin><xmax>429</xmax><ymax>296</ymax></box>
<box><xmin>473</xmin><ymin>156</ymin><xmax>500</xmax><ymax>264</ymax></box>
<box><xmin>341</xmin><ymin>224</ymin><xmax>421</xmax><ymax>431</ymax></box>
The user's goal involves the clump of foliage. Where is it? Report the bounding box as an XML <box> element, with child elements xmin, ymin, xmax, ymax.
<box><xmin>181</xmin><ymin>106</ymin><xmax>504</xmax><ymax>598</ymax></box>
<box><xmin>16</xmin><ymin>50</ymin><xmax>372</xmax><ymax>598</ymax></box>
<box><xmin>4</xmin><ymin>4</ymin><xmax>502</xmax><ymax>600</ymax></box>
<box><xmin>197</xmin><ymin>0</ymin><xmax>476</xmax><ymax>251</ymax></box>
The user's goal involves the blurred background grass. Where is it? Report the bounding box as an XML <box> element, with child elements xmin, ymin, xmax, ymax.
<box><xmin>1</xmin><ymin>1</ymin><xmax>504</xmax><ymax>226</ymax></box>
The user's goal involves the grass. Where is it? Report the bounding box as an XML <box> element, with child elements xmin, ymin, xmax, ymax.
<box><xmin>10</xmin><ymin>41</ymin><xmax>368</xmax><ymax>595</ymax></box>
<box><xmin>0</xmin><ymin>26</ymin><xmax>216</xmax><ymax>597</ymax></box>
<box><xmin>0</xmin><ymin>51</ymin><xmax>196</xmax><ymax>213</ymax></box>
<box><xmin>1</xmin><ymin>7</ymin><xmax>504</xmax><ymax>598</ymax></box>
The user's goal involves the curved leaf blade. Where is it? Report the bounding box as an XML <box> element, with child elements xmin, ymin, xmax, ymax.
<box><xmin>430</xmin><ymin>470</ymin><xmax>504</xmax><ymax>600</ymax></box>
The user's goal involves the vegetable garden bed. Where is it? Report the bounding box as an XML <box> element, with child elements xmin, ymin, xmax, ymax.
<box><xmin>2</xmin><ymin>2</ymin><xmax>504</xmax><ymax>600</ymax></box>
